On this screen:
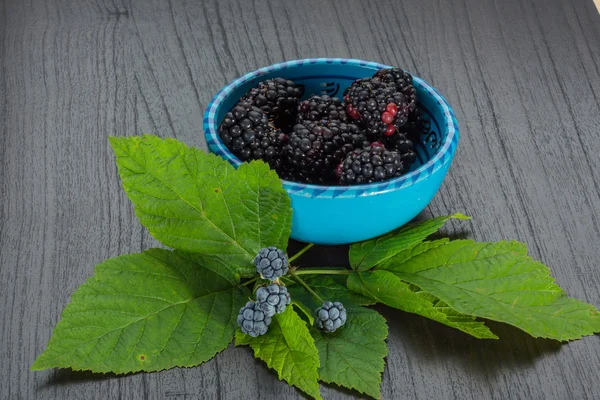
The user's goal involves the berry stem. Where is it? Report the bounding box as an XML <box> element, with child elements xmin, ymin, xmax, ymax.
<box><xmin>294</xmin><ymin>268</ymin><xmax>352</xmax><ymax>276</ymax></box>
<box><xmin>288</xmin><ymin>243</ymin><xmax>315</xmax><ymax>263</ymax></box>
<box><xmin>288</xmin><ymin>268</ymin><xmax>324</xmax><ymax>303</ymax></box>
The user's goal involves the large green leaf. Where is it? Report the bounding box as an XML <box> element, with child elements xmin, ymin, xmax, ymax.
<box><xmin>32</xmin><ymin>249</ymin><xmax>249</xmax><ymax>373</ymax></box>
<box><xmin>311</xmin><ymin>307</ymin><xmax>388</xmax><ymax>399</ymax></box>
<box><xmin>109</xmin><ymin>135</ymin><xmax>292</xmax><ymax>276</ymax></box>
<box><xmin>349</xmin><ymin>213</ymin><xmax>470</xmax><ymax>271</ymax></box>
<box><xmin>380</xmin><ymin>238</ymin><xmax>450</xmax><ymax>269</ymax></box>
<box><xmin>383</xmin><ymin>240</ymin><xmax>600</xmax><ymax>341</ymax></box>
<box><xmin>348</xmin><ymin>271</ymin><xmax>498</xmax><ymax>339</ymax></box>
<box><xmin>236</xmin><ymin>308</ymin><xmax>322</xmax><ymax>400</ymax></box>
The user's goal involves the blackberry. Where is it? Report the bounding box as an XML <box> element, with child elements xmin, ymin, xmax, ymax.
<box><xmin>326</xmin><ymin>121</ymin><xmax>371</xmax><ymax>154</ymax></box>
<box><xmin>374</xmin><ymin>68</ymin><xmax>425</xmax><ymax>139</ymax></box>
<box><xmin>315</xmin><ymin>301</ymin><xmax>347</xmax><ymax>333</ymax></box>
<box><xmin>343</xmin><ymin>78</ymin><xmax>411</xmax><ymax>139</ymax></box>
<box><xmin>254</xmin><ymin>247</ymin><xmax>289</xmax><ymax>281</ymax></box>
<box><xmin>285</xmin><ymin>122</ymin><xmax>368</xmax><ymax>181</ymax></box>
<box><xmin>337</xmin><ymin>144</ymin><xmax>404</xmax><ymax>185</ymax></box>
<box><xmin>263</xmin><ymin>131</ymin><xmax>288</xmax><ymax>170</ymax></box>
<box><xmin>242</xmin><ymin>78</ymin><xmax>304</xmax><ymax>131</ymax></box>
<box><xmin>373</xmin><ymin>68</ymin><xmax>417</xmax><ymax>111</ymax></box>
<box><xmin>401</xmin><ymin>106</ymin><xmax>429</xmax><ymax>142</ymax></box>
<box><xmin>297</xmin><ymin>95</ymin><xmax>347</xmax><ymax>123</ymax></box>
<box><xmin>284</xmin><ymin>123</ymin><xmax>327</xmax><ymax>178</ymax></box>
<box><xmin>237</xmin><ymin>301</ymin><xmax>271</xmax><ymax>337</ymax></box>
<box><xmin>380</xmin><ymin>132</ymin><xmax>417</xmax><ymax>171</ymax></box>
<box><xmin>219</xmin><ymin>101</ymin><xmax>285</xmax><ymax>165</ymax></box>
<box><xmin>256</xmin><ymin>284</ymin><xmax>291</xmax><ymax>317</ymax></box>
<box><xmin>277</xmin><ymin>167</ymin><xmax>328</xmax><ymax>185</ymax></box>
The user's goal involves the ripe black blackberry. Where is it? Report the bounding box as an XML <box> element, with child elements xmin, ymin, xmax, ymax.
<box><xmin>242</xmin><ymin>77</ymin><xmax>304</xmax><ymax>131</ymax></box>
<box><xmin>219</xmin><ymin>101</ymin><xmax>285</xmax><ymax>167</ymax></box>
<box><xmin>337</xmin><ymin>144</ymin><xmax>404</xmax><ymax>185</ymax></box>
<box><xmin>373</xmin><ymin>68</ymin><xmax>417</xmax><ymax>112</ymax></box>
<box><xmin>400</xmin><ymin>106</ymin><xmax>430</xmax><ymax>142</ymax></box>
<box><xmin>297</xmin><ymin>95</ymin><xmax>347</xmax><ymax>123</ymax></box>
<box><xmin>284</xmin><ymin>121</ymin><xmax>368</xmax><ymax>181</ymax></box>
<box><xmin>326</xmin><ymin>120</ymin><xmax>371</xmax><ymax>158</ymax></box>
<box><xmin>343</xmin><ymin>78</ymin><xmax>411</xmax><ymax>139</ymax></box>
<box><xmin>380</xmin><ymin>133</ymin><xmax>417</xmax><ymax>172</ymax></box>
<box><xmin>284</xmin><ymin>123</ymin><xmax>328</xmax><ymax>179</ymax></box>
<box><xmin>263</xmin><ymin>131</ymin><xmax>288</xmax><ymax>170</ymax></box>
<box><xmin>277</xmin><ymin>167</ymin><xmax>328</xmax><ymax>185</ymax></box>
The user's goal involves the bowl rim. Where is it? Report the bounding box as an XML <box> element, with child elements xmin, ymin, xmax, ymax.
<box><xmin>203</xmin><ymin>58</ymin><xmax>459</xmax><ymax>199</ymax></box>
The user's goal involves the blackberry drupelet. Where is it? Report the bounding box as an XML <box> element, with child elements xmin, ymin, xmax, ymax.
<box><xmin>254</xmin><ymin>247</ymin><xmax>289</xmax><ymax>281</ymax></box>
<box><xmin>219</xmin><ymin>101</ymin><xmax>285</xmax><ymax>166</ymax></box>
<box><xmin>315</xmin><ymin>301</ymin><xmax>347</xmax><ymax>333</ymax></box>
<box><xmin>237</xmin><ymin>301</ymin><xmax>271</xmax><ymax>337</ymax></box>
<box><xmin>255</xmin><ymin>284</ymin><xmax>291</xmax><ymax>317</ymax></box>
<box><xmin>337</xmin><ymin>144</ymin><xmax>404</xmax><ymax>185</ymax></box>
<box><xmin>297</xmin><ymin>95</ymin><xmax>347</xmax><ymax>123</ymax></box>
<box><xmin>343</xmin><ymin>78</ymin><xmax>411</xmax><ymax>139</ymax></box>
<box><xmin>242</xmin><ymin>77</ymin><xmax>304</xmax><ymax>131</ymax></box>
<box><xmin>373</xmin><ymin>68</ymin><xmax>417</xmax><ymax>112</ymax></box>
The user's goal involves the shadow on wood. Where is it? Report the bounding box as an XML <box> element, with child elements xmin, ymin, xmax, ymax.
<box><xmin>288</xmin><ymin>239</ymin><xmax>351</xmax><ymax>268</ymax></box>
<box><xmin>378</xmin><ymin>305</ymin><xmax>562</xmax><ymax>374</ymax></box>
<box><xmin>36</xmin><ymin>369</ymin><xmax>126</xmax><ymax>390</ymax></box>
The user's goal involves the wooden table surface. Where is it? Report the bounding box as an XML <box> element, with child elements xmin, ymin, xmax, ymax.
<box><xmin>2</xmin><ymin>0</ymin><xmax>600</xmax><ymax>399</ymax></box>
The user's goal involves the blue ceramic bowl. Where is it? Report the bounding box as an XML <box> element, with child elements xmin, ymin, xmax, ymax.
<box><xmin>203</xmin><ymin>58</ymin><xmax>459</xmax><ymax>245</ymax></box>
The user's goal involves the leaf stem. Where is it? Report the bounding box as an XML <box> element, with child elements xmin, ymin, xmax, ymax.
<box><xmin>241</xmin><ymin>277</ymin><xmax>259</xmax><ymax>287</ymax></box>
<box><xmin>288</xmin><ymin>243</ymin><xmax>315</xmax><ymax>263</ymax></box>
<box><xmin>294</xmin><ymin>268</ymin><xmax>352</xmax><ymax>276</ymax></box>
<box><xmin>288</xmin><ymin>268</ymin><xmax>324</xmax><ymax>303</ymax></box>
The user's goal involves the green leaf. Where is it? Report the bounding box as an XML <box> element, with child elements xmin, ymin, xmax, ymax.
<box><xmin>311</xmin><ymin>307</ymin><xmax>388</xmax><ymax>399</ymax></box>
<box><xmin>380</xmin><ymin>238</ymin><xmax>451</xmax><ymax>269</ymax></box>
<box><xmin>32</xmin><ymin>249</ymin><xmax>249</xmax><ymax>373</ymax></box>
<box><xmin>292</xmin><ymin>301</ymin><xmax>315</xmax><ymax>326</ymax></box>
<box><xmin>286</xmin><ymin>274</ymin><xmax>375</xmax><ymax>311</ymax></box>
<box><xmin>109</xmin><ymin>135</ymin><xmax>292</xmax><ymax>276</ymax></box>
<box><xmin>348</xmin><ymin>271</ymin><xmax>498</xmax><ymax>339</ymax></box>
<box><xmin>349</xmin><ymin>213</ymin><xmax>470</xmax><ymax>271</ymax></box>
<box><xmin>236</xmin><ymin>308</ymin><xmax>322</xmax><ymax>400</ymax></box>
<box><xmin>383</xmin><ymin>240</ymin><xmax>600</xmax><ymax>341</ymax></box>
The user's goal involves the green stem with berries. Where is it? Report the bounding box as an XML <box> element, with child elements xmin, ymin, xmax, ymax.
<box><xmin>288</xmin><ymin>243</ymin><xmax>315</xmax><ymax>263</ymax></box>
<box><xmin>241</xmin><ymin>277</ymin><xmax>259</xmax><ymax>287</ymax></box>
<box><xmin>293</xmin><ymin>268</ymin><xmax>352</xmax><ymax>276</ymax></box>
<box><xmin>288</xmin><ymin>268</ymin><xmax>324</xmax><ymax>303</ymax></box>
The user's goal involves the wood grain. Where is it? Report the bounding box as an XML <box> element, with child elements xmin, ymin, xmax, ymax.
<box><xmin>1</xmin><ymin>0</ymin><xmax>600</xmax><ymax>398</ymax></box>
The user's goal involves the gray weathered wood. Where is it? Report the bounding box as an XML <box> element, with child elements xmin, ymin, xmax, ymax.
<box><xmin>1</xmin><ymin>0</ymin><xmax>600</xmax><ymax>398</ymax></box>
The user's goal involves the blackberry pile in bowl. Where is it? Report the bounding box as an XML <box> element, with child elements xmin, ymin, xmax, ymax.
<box><xmin>204</xmin><ymin>59</ymin><xmax>459</xmax><ymax>245</ymax></box>
<box><xmin>217</xmin><ymin>70</ymin><xmax>427</xmax><ymax>185</ymax></box>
